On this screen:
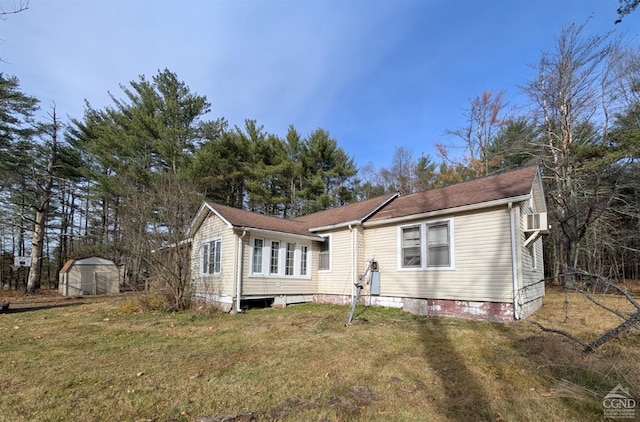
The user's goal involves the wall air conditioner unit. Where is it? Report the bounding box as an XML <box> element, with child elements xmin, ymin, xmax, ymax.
<box><xmin>524</xmin><ymin>212</ymin><xmax>548</xmax><ymax>233</ymax></box>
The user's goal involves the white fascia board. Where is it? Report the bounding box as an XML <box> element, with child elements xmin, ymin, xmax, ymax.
<box><xmin>307</xmin><ymin>220</ymin><xmax>361</xmax><ymax>232</ymax></box>
<box><xmin>534</xmin><ymin>168</ymin><xmax>548</xmax><ymax>214</ymax></box>
<box><xmin>206</xmin><ymin>204</ymin><xmax>234</xmax><ymax>228</ymax></box>
<box><xmin>238</xmin><ymin>227</ymin><xmax>323</xmax><ymax>242</ymax></box>
<box><xmin>187</xmin><ymin>203</ymin><xmax>210</xmax><ymax>237</ymax></box>
<box><xmin>188</xmin><ymin>202</ymin><xmax>233</xmax><ymax>237</ymax></box>
<box><xmin>364</xmin><ymin>194</ymin><xmax>531</xmax><ymax>228</ymax></box>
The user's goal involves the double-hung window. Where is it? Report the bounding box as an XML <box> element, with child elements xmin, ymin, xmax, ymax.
<box><xmin>252</xmin><ymin>238</ymin><xmax>264</xmax><ymax>273</ymax></box>
<box><xmin>202</xmin><ymin>239</ymin><xmax>221</xmax><ymax>275</ymax></box>
<box><xmin>249</xmin><ymin>237</ymin><xmax>311</xmax><ymax>278</ymax></box>
<box><xmin>427</xmin><ymin>223</ymin><xmax>450</xmax><ymax>267</ymax></box>
<box><xmin>318</xmin><ymin>236</ymin><xmax>330</xmax><ymax>271</ymax></box>
<box><xmin>270</xmin><ymin>241</ymin><xmax>280</xmax><ymax>274</ymax></box>
<box><xmin>285</xmin><ymin>242</ymin><xmax>295</xmax><ymax>276</ymax></box>
<box><xmin>399</xmin><ymin>219</ymin><xmax>453</xmax><ymax>270</ymax></box>
<box><xmin>300</xmin><ymin>245</ymin><xmax>308</xmax><ymax>276</ymax></box>
<box><xmin>401</xmin><ymin>226</ymin><xmax>422</xmax><ymax>267</ymax></box>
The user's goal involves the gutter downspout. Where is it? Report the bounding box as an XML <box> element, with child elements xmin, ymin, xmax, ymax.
<box><xmin>349</xmin><ymin>224</ymin><xmax>355</xmax><ymax>299</ymax></box>
<box><xmin>236</xmin><ymin>230</ymin><xmax>247</xmax><ymax>313</ymax></box>
<box><xmin>508</xmin><ymin>203</ymin><xmax>521</xmax><ymax>320</ymax></box>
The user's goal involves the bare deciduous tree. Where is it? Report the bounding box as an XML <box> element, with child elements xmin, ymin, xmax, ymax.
<box><xmin>119</xmin><ymin>173</ymin><xmax>203</xmax><ymax>310</ymax></box>
<box><xmin>524</xmin><ymin>22</ymin><xmax>619</xmax><ymax>287</ymax></box>
<box><xmin>444</xmin><ymin>90</ymin><xmax>509</xmax><ymax>177</ymax></box>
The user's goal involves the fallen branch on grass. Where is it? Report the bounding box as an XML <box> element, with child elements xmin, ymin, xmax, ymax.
<box><xmin>530</xmin><ymin>270</ymin><xmax>640</xmax><ymax>353</ymax></box>
<box><xmin>529</xmin><ymin>320</ymin><xmax>592</xmax><ymax>350</ymax></box>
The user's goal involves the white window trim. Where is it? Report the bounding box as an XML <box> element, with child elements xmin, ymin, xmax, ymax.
<box><xmin>250</xmin><ymin>237</ymin><xmax>265</xmax><ymax>275</ymax></box>
<box><xmin>397</xmin><ymin>218</ymin><xmax>455</xmax><ymax>271</ymax></box>
<box><xmin>318</xmin><ymin>234</ymin><xmax>331</xmax><ymax>272</ymax></box>
<box><xmin>201</xmin><ymin>237</ymin><xmax>222</xmax><ymax>275</ymax></box>
<box><xmin>300</xmin><ymin>245</ymin><xmax>309</xmax><ymax>276</ymax></box>
<box><xmin>270</xmin><ymin>240</ymin><xmax>280</xmax><ymax>275</ymax></box>
<box><xmin>285</xmin><ymin>242</ymin><xmax>296</xmax><ymax>276</ymax></box>
<box><xmin>249</xmin><ymin>235</ymin><xmax>311</xmax><ymax>279</ymax></box>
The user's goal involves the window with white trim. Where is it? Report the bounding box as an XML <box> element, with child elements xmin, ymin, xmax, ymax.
<box><xmin>318</xmin><ymin>236</ymin><xmax>330</xmax><ymax>271</ymax></box>
<box><xmin>427</xmin><ymin>223</ymin><xmax>450</xmax><ymax>267</ymax></box>
<box><xmin>270</xmin><ymin>241</ymin><xmax>280</xmax><ymax>274</ymax></box>
<box><xmin>252</xmin><ymin>238</ymin><xmax>264</xmax><ymax>273</ymax></box>
<box><xmin>202</xmin><ymin>238</ymin><xmax>221</xmax><ymax>275</ymax></box>
<box><xmin>399</xmin><ymin>219</ymin><xmax>454</xmax><ymax>270</ymax></box>
<box><xmin>249</xmin><ymin>236</ymin><xmax>311</xmax><ymax>278</ymax></box>
<box><xmin>285</xmin><ymin>242</ymin><xmax>295</xmax><ymax>276</ymax></box>
<box><xmin>401</xmin><ymin>226</ymin><xmax>421</xmax><ymax>267</ymax></box>
<box><xmin>300</xmin><ymin>245</ymin><xmax>308</xmax><ymax>276</ymax></box>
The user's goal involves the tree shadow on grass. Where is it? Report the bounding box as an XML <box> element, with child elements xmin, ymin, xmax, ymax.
<box><xmin>418</xmin><ymin>318</ymin><xmax>495</xmax><ymax>421</ymax></box>
<box><xmin>0</xmin><ymin>300</ymin><xmax>86</xmax><ymax>314</ymax></box>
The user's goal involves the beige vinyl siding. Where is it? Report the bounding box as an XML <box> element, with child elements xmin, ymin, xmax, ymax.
<box><xmin>316</xmin><ymin>228</ymin><xmax>356</xmax><ymax>295</ymax></box>
<box><xmin>241</xmin><ymin>234</ymin><xmax>317</xmax><ymax>296</ymax></box>
<box><xmin>356</xmin><ymin>226</ymin><xmax>366</xmax><ymax>287</ymax></box>
<box><xmin>519</xmin><ymin>201</ymin><xmax>545</xmax><ymax>303</ymax></box>
<box><xmin>521</xmin><ymin>237</ymin><xmax>544</xmax><ymax>302</ymax></box>
<box><xmin>364</xmin><ymin>207</ymin><xmax>514</xmax><ymax>303</ymax></box>
<box><xmin>190</xmin><ymin>213</ymin><xmax>237</xmax><ymax>298</ymax></box>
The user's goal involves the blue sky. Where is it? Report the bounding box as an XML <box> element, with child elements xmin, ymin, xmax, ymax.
<box><xmin>2</xmin><ymin>0</ymin><xmax>639</xmax><ymax>171</ymax></box>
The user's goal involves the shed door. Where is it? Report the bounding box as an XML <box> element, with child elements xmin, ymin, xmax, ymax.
<box><xmin>95</xmin><ymin>271</ymin><xmax>111</xmax><ymax>295</ymax></box>
<box><xmin>80</xmin><ymin>271</ymin><xmax>96</xmax><ymax>295</ymax></box>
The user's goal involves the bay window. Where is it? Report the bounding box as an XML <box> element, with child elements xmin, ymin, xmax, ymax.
<box><xmin>250</xmin><ymin>236</ymin><xmax>310</xmax><ymax>278</ymax></box>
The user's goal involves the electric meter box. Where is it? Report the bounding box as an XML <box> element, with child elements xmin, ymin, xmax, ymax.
<box><xmin>370</xmin><ymin>271</ymin><xmax>380</xmax><ymax>295</ymax></box>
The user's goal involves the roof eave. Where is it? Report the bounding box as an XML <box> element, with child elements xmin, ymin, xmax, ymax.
<box><xmin>535</xmin><ymin>167</ymin><xmax>548</xmax><ymax>214</ymax></box>
<box><xmin>364</xmin><ymin>194</ymin><xmax>532</xmax><ymax>228</ymax></box>
<box><xmin>237</xmin><ymin>227</ymin><xmax>323</xmax><ymax>242</ymax></box>
<box><xmin>308</xmin><ymin>220</ymin><xmax>362</xmax><ymax>232</ymax></box>
<box><xmin>188</xmin><ymin>202</ymin><xmax>234</xmax><ymax>237</ymax></box>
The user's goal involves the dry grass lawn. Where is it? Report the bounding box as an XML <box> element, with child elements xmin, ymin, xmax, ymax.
<box><xmin>0</xmin><ymin>286</ymin><xmax>638</xmax><ymax>421</ymax></box>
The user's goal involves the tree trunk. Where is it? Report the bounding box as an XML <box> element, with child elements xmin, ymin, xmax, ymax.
<box><xmin>26</xmin><ymin>106</ymin><xmax>59</xmax><ymax>293</ymax></box>
<box><xmin>26</xmin><ymin>207</ymin><xmax>46</xmax><ymax>293</ymax></box>
<box><xmin>564</xmin><ymin>239</ymin><xmax>579</xmax><ymax>288</ymax></box>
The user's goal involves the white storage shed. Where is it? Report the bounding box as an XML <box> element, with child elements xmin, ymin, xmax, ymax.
<box><xmin>58</xmin><ymin>257</ymin><xmax>120</xmax><ymax>296</ymax></box>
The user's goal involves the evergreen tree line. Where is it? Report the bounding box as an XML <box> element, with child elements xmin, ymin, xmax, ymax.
<box><xmin>0</xmin><ymin>22</ymin><xmax>638</xmax><ymax>293</ymax></box>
